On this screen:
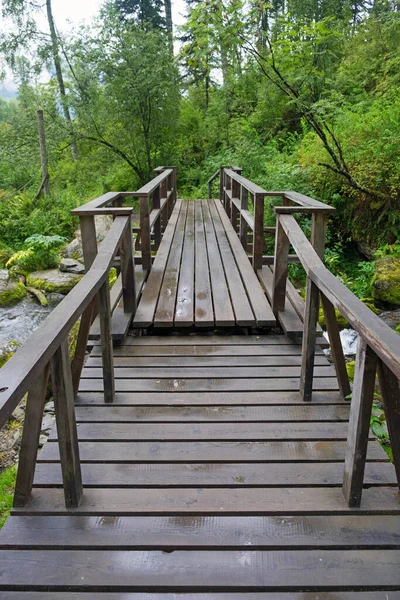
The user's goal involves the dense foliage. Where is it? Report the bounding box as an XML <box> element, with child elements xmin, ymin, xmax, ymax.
<box><xmin>0</xmin><ymin>0</ymin><xmax>399</xmax><ymax>261</ymax></box>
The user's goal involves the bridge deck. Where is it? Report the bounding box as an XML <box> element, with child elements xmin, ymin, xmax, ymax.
<box><xmin>133</xmin><ymin>199</ymin><xmax>276</xmax><ymax>329</ymax></box>
<box><xmin>1</xmin><ymin>334</ymin><xmax>399</xmax><ymax>595</ymax></box>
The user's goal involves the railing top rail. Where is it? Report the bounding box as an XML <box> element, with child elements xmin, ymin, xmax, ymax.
<box><xmin>278</xmin><ymin>213</ymin><xmax>400</xmax><ymax>379</ymax></box>
<box><xmin>72</xmin><ymin>192</ymin><xmax>121</xmax><ymax>215</ymax></box>
<box><xmin>207</xmin><ymin>169</ymin><xmax>220</xmax><ymax>186</ymax></box>
<box><xmin>0</xmin><ymin>215</ymin><xmax>130</xmax><ymax>428</ymax></box>
<box><xmin>129</xmin><ymin>169</ymin><xmax>173</xmax><ymax>198</ymax></box>
<box><xmin>281</xmin><ymin>191</ymin><xmax>334</xmax><ymax>211</ymax></box>
<box><xmin>224</xmin><ymin>169</ymin><xmax>267</xmax><ymax>196</ymax></box>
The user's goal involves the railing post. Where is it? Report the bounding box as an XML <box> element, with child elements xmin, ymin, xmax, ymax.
<box><xmin>377</xmin><ymin>361</ymin><xmax>400</xmax><ymax>487</ymax></box>
<box><xmin>239</xmin><ymin>185</ymin><xmax>248</xmax><ymax>251</ymax></box>
<box><xmin>219</xmin><ymin>167</ymin><xmax>225</xmax><ymax>204</ymax></box>
<box><xmin>152</xmin><ymin>186</ymin><xmax>161</xmax><ymax>251</ymax></box>
<box><xmin>79</xmin><ymin>215</ymin><xmax>97</xmax><ymax>270</ymax></box>
<box><xmin>343</xmin><ymin>337</ymin><xmax>377</xmax><ymax>507</ymax></box>
<box><xmin>120</xmin><ymin>218</ymin><xmax>137</xmax><ymax>316</ymax></box>
<box><xmin>300</xmin><ymin>211</ymin><xmax>328</xmax><ymax>402</ymax></box>
<box><xmin>51</xmin><ymin>339</ymin><xmax>83</xmax><ymax>508</ymax></box>
<box><xmin>161</xmin><ymin>177</ymin><xmax>169</xmax><ymax>232</ymax></box>
<box><xmin>252</xmin><ymin>192</ymin><xmax>264</xmax><ymax>271</ymax></box>
<box><xmin>225</xmin><ymin>173</ymin><xmax>232</xmax><ymax>218</ymax></box>
<box><xmin>140</xmin><ymin>194</ymin><xmax>152</xmax><ymax>271</ymax></box>
<box><xmin>272</xmin><ymin>215</ymin><xmax>289</xmax><ymax>312</ymax></box>
<box><xmin>231</xmin><ymin>178</ymin><xmax>240</xmax><ymax>233</ymax></box>
<box><xmin>98</xmin><ymin>279</ymin><xmax>115</xmax><ymax>404</ymax></box>
<box><xmin>71</xmin><ymin>298</ymin><xmax>97</xmax><ymax>397</ymax></box>
<box><xmin>13</xmin><ymin>364</ymin><xmax>50</xmax><ymax>508</ymax></box>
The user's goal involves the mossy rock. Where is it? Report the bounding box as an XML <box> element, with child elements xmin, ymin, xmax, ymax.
<box><xmin>0</xmin><ymin>340</ymin><xmax>22</xmax><ymax>369</ymax></box>
<box><xmin>27</xmin><ymin>269</ymin><xmax>82</xmax><ymax>295</ymax></box>
<box><xmin>318</xmin><ymin>306</ymin><xmax>349</xmax><ymax>329</ymax></box>
<box><xmin>0</xmin><ymin>280</ymin><xmax>27</xmax><ymax>307</ymax></box>
<box><xmin>346</xmin><ymin>360</ymin><xmax>355</xmax><ymax>383</ymax></box>
<box><xmin>372</xmin><ymin>257</ymin><xmax>400</xmax><ymax>305</ymax></box>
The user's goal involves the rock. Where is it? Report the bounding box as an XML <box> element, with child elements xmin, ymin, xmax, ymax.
<box><xmin>41</xmin><ymin>413</ymin><xmax>55</xmax><ymax>432</ymax></box>
<box><xmin>39</xmin><ymin>434</ymin><xmax>48</xmax><ymax>446</ymax></box>
<box><xmin>357</xmin><ymin>241</ymin><xmax>377</xmax><ymax>261</ymax></box>
<box><xmin>319</xmin><ymin>306</ymin><xmax>349</xmax><ymax>329</ymax></box>
<box><xmin>0</xmin><ymin>340</ymin><xmax>21</xmax><ymax>368</ymax></box>
<box><xmin>59</xmin><ymin>258</ymin><xmax>85</xmax><ymax>274</ymax></box>
<box><xmin>0</xmin><ymin>270</ymin><xmax>27</xmax><ymax>307</ymax></box>
<box><xmin>62</xmin><ymin>215</ymin><xmax>113</xmax><ymax>261</ymax></box>
<box><xmin>44</xmin><ymin>400</ymin><xmax>55</xmax><ymax>413</ymax></box>
<box><xmin>372</xmin><ymin>257</ymin><xmax>400</xmax><ymax>306</ymax></box>
<box><xmin>26</xmin><ymin>286</ymin><xmax>48</xmax><ymax>307</ymax></box>
<box><xmin>27</xmin><ymin>269</ymin><xmax>82</xmax><ymax>295</ymax></box>
<box><xmin>12</xmin><ymin>406</ymin><xmax>25</xmax><ymax>423</ymax></box>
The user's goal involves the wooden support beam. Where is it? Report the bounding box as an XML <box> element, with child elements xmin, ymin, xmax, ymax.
<box><xmin>71</xmin><ymin>299</ymin><xmax>96</xmax><ymax>397</ymax></box>
<box><xmin>120</xmin><ymin>221</ymin><xmax>136</xmax><ymax>316</ymax></box>
<box><xmin>140</xmin><ymin>195</ymin><xmax>151</xmax><ymax>271</ymax></box>
<box><xmin>342</xmin><ymin>338</ymin><xmax>378</xmax><ymax>507</ymax></box>
<box><xmin>98</xmin><ymin>281</ymin><xmax>115</xmax><ymax>404</ymax></box>
<box><xmin>240</xmin><ymin>186</ymin><xmax>249</xmax><ymax>251</ymax></box>
<box><xmin>51</xmin><ymin>339</ymin><xmax>83</xmax><ymax>508</ymax></box>
<box><xmin>272</xmin><ymin>218</ymin><xmax>290</xmax><ymax>313</ymax></box>
<box><xmin>152</xmin><ymin>186</ymin><xmax>161</xmax><ymax>250</ymax></box>
<box><xmin>377</xmin><ymin>360</ymin><xmax>400</xmax><ymax>487</ymax></box>
<box><xmin>80</xmin><ymin>215</ymin><xmax>97</xmax><ymax>270</ymax></box>
<box><xmin>252</xmin><ymin>193</ymin><xmax>264</xmax><ymax>271</ymax></box>
<box><xmin>321</xmin><ymin>293</ymin><xmax>351</xmax><ymax>400</ymax></box>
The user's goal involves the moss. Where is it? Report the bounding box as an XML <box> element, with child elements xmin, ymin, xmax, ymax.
<box><xmin>109</xmin><ymin>267</ymin><xmax>117</xmax><ymax>288</ymax></box>
<box><xmin>372</xmin><ymin>256</ymin><xmax>400</xmax><ymax>305</ymax></box>
<box><xmin>360</xmin><ymin>298</ymin><xmax>380</xmax><ymax>314</ymax></box>
<box><xmin>68</xmin><ymin>320</ymin><xmax>81</xmax><ymax>360</ymax></box>
<box><xmin>27</xmin><ymin>273</ymin><xmax>81</xmax><ymax>295</ymax></box>
<box><xmin>0</xmin><ymin>465</ymin><xmax>17</xmax><ymax>529</ymax></box>
<box><xmin>0</xmin><ymin>248</ymin><xmax>13</xmax><ymax>268</ymax></box>
<box><xmin>346</xmin><ymin>360</ymin><xmax>356</xmax><ymax>383</ymax></box>
<box><xmin>318</xmin><ymin>306</ymin><xmax>349</xmax><ymax>329</ymax></box>
<box><xmin>0</xmin><ymin>281</ymin><xmax>27</xmax><ymax>307</ymax></box>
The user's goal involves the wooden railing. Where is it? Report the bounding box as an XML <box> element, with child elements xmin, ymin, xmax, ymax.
<box><xmin>218</xmin><ymin>166</ymin><xmax>400</xmax><ymax>508</ymax></box>
<box><xmin>0</xmin><ymin>215</ymin><xmax>134</xmax><ymax>509</ymax></box>
<box><xmin>0</xmin><ymin>167</ymin><xmax>177</xmax><ymax>510</ymax></box>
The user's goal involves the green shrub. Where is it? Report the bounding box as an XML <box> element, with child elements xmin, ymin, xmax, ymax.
<box><xmin>6</xmin><ymin>234</ymin><xmax>66</xmax><ymax>272</ymax></box>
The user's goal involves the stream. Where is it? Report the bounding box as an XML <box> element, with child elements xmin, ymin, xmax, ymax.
<box><xmin>0</xmin><ymin>294</ymin><xmax>64</xmax><ymax>345</ymax></box>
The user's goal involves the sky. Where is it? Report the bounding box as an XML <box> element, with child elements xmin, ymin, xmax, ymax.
<box><xmin>0</xmin><ymin>0</ymin><xmax>187</xmax><ymax>98</ymax></box>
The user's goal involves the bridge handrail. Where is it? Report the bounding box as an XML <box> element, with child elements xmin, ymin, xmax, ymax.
<box><xmin>0</xmin><ymin>214</ymin><xmax>135</xmax><ymax>509</ymax></box>
<box><xmin>217</xmin><ymin>165</ymin><xmax>400</xmax><ymax>509</ymax></box>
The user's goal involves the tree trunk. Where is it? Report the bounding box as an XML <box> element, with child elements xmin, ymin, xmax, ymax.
<box><xmin>164</xmin><ymin>0</ymin><xmax>173</xmax><ymax>56</ymax></box>
<box><xmin>36</xmin><ymin>110</ymin><xmax>50</xmax><ymax>197</ymax></box>
<box><xmin>46</xmin><ymin>0</ymin><xmax>78</xmax><ymax>161</ymax></box>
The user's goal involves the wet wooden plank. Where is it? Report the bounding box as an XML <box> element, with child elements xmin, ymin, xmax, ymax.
<box><xmin>174</xmin><ymin>201</ymin><xmax>195</xmax><ymax>327</ymax></box>
<box><xmin>133</xmin><ymin>200</ymin><xmax>182</xmax><ymax>327</ymax></box>
<box><xmin>39</xmin><ymin>439</ymin><xmax>387</xmax><ymax>463</ymax></box>
<box><xmin>71</xmin><ymin>404</ymin><xmax>349</xmax><ymax>422</ymax></box>
<box><xmin>90</xmin><ymin>344</ymin><xmax>325</xmax><ymax>357</ymax></box>
<box><xmin>12</xmin><ymin>486</ymin><xmax>400</xmax><ymax>516</ymax></box>
<box><xmin>154</xmin><ymin>202</ymin><xmax>188</xmax><ymax>327</ymax></box>
<box><xmin>214</xmin><ymin>200</ymin><xmax>276</xmax><ymax>327</ymax></box>
<box><xmin>95</xmin><ymin>335</ymin><xmax>327</xmax><ymax>346</ymax></box>
<box><xmin>49</xmin><ymin>421</ymin><xmax>353</xmax><ymax>441</ymax></box>
<box><xmin>75</xmin><ymin>390</ymin><xmax>345</xmax><ymax>406</ymax></box>
<box><xmin>1</xmin><ymin>549</ymin><xmax>400</xmax><ymax>590</ymax></box>
<box><xmin>208</xmin><ymin>199</ymin><xmax>255</xmax><ymax>326</ymax></box>
<box><xmin>258</xmin><ymin>266</ymin><xmax>304</xmax><ymax>337</ymax></box>
<box><xmin>80</xmin><ymin>365</ymin><xmax>336</xmax><ymax>379</ymax></box>
<box><xmin>201</xmin><ymin>200</ymin><xmax>235</xmax><ymax>326</ymax></box>
<box><xmin>3</xmin><ymin>514</ymin><xmax>399</xmax><ymax>549</ymax></box>
<box><xmin>194</xmin><ymin>201</ymin><xmax>214</xmax><ymax>326</ymax></box>
<box><xmin>3</xmin><ymin>594</ymin><xmax>400</xmax><ymax>600</ymax></box>
<box><xmin>78</xmin><ymin>377</ymin><xmax>340</xmax><ymax>393</ymax></box>
<box><xmin>33</xmin><ymin>461</ymin><xmax>397</xmax><ymax>488</ymax></box>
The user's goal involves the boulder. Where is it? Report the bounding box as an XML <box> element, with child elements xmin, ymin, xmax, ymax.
<box><xmin>27</xmin><ymin>269</ymin><xmax>82</xmax><ymax>295</ymax></box>
<box><xmin>62</xmin><ymin>215</ymin><xmax>113</xmax><ymax>261</ymax></box>
<box><xmin>0</xmin><ymin>270</ymin><xmax>27</xmax><ymax>307</ymax></box>
<box><xmin>372</xmin><ymin>257</ymin><xmax>400</xmax><ymax>306</ymax></box>
<box><xmin>59</xmin><ymin>258</ymin><xmax>85</xmax><ymax>274</ymax></box>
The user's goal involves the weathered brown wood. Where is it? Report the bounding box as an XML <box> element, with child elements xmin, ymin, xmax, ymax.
<box><xmin>152</xmin><ymin>186</ymin><xmax>162</xmax><ymax>249</ymax></box>
<box><xmin>120</xmin><ymin>220</ymin><xmax>136</xmax><ymax>316</ymax></box>
<box><xmin>201</xmin><ymin>201</ymin><xmax>235</xmax><ymax>326</ymax></box>
<box><xmin>86</xmin><ymin>354</ymin><xmax>329</xmax><ymax>367</ymax></box>
<box><xmin>98</xmin><ymin>280</ymin><xmax>115</xmax><ymax>404</ymax></box>
<box><xmin>343</xmin><ymin>338</ymin><xmax>378</xmax><ymax>507</ymax></box>
<box><xmin>90</xmin><ymin>342</ymin><xmax>325</xmax><ymax>356</ymax></box>
<box><xmin>272</xmin><ymin>217</ymin><xmax>290</xmax><ymax>313</ymax></box>
<box><xmin>239</xmin><ymin>186</ymin><xmax>249</xmax><ymax>250</ymax></box>
<box><xmin>13</xmin><ymin>365</ymin><xmax>50</xmax><ymax>508</ymax></box>
<box><xmin>79</xmin><ymin>215</ymin><xmax>97</xmax><ymax>270</ymax></box>
<box><xmin>321</xmin><ymin>292</ymin><xmax>351</xmax><ymax>400</ymax></box>
<box><xmin>253</xmin><ymin>193</ymin><xmax>264</xmax><ymax>270</ymax></box>
<box><xmin>1</xmin><ymin>592</ymin><xmax>398</xmax><ymax>600</ymax></box>
<box><xmin>50</xmin><ymin>339</ymin><xmax>82</xmax><ymax>508</ymax></box>
<box><xmin>139</xmin><ymin>195</ymin><xmax>151</xmax><ymax>271</ymax></box>
<box><xmin>175</xmin><ymin>201</ymin><xmax>195</xmax><ymax>326</ymax></box>
<box><xmin>257</xmin><ymin>266</ymin><xmax>303</xmax><ymax>336</ymax></box>
<box><xmin>377</xmin><ymin>360</ymin><xmax>400</xmax><ymax>487</ymax></box>
<box><xmin>300</xmin><ymin>278</ymin><xmax>320</xmax><ymax>402</ymax></box>
<box><xmin>194</xmin><ymin>201</ymin><xmax>214</xmax><ymax>326</ymax></box>
<box><xmin>40</xmin><ymin>438</ymin><xmax>386</xmax><ymax>463</ymax></box>
<box><xmin>72</xmin><ymin>299</ymin><xmax>96</xmax><ymax>397</ymax></box>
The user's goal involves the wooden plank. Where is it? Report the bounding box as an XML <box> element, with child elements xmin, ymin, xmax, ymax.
<box><xmin>33</xmin><ymin>461</ymin><xmax>397</xmax><ymax>488</ymax></box>
<box><xmin>78</xmin><ymin>377</ymin><xmax>340</xmax><ymax>393</ymax></box>
<box><xmin>39</xmin><ymin>439</ymin><xmax>386</xmax><ymax>463</ymax></box>
<box><xmin>214</xmin><ymin>200</ymin><xmax>275</xmax><ymax>327</ymax></box>
<box><xmin>201</xmin><ymin>200</ymin><xmax>235</xmax><ymax>326</ymax></box>
<box><xmin>90</xmin><ymin>334</ymin><xmax>326</xmax><ymax>346</ymax></box>
<box><xmin>154</xmin><ymin>202</ymin><xmax>188</xmax><ymax>327</ymax></box>
<box><xmin>378</xmin><ymin>361</ymin><xmax>400</xmax><ymax>486</ymax></box>
<box><xmin>3</xmin><ymin>592</ymin><xmax>400</xmax><ymax>599</ymax></box>
<box><xmin>80</xmin><ymin>365</ymin><xmax>336</xmax><ymax>380</ymax></box>
<box><xmin>90</xmin><ymin>343</ymin><xmax>325</xmax><ymax>357</ymax></box>
<box><xmin>258</xmin><ymin>266</ymin><xmax>304</xmax><ymax>336</ymax></box>
<box><xmin>12</xmin><ymin>486</ymin><xmax>400</xmax><ymax>516</ymax></box>
<box><xmin>208</xmin><ymin>200</ymin><xmax>255</xmax><ymax>326</ymax></box>
<box><xmin>2</xmin><ymin>549</ymin><xmax>400</xmax><ymax>590</ymax></box>
<box><xmin>109</xmin><ymin>269</ymin><xmax>147</xmax><ymax>341</ymax></box>
<box><xmin>71</xmin><ymin>404</ymin><xmax>349</xmax><ymax>422</ymax></box>
<box><xmin>3</xmin><ymin>514</ymin><xmax>399</xmax><ymax>549</ymax></box>
<box><xmin>194</xmin><ymin>201</ymin><xmax>214</xmax><ymax>326</ymax></box>
<box><xmin>321</xmin><ymin>292</ymin><xmax>351</xmax><ymax>400</ymax></box>
<box><xmin>343</xmin><ymin>339</ymin><xmax>378</xmax><ymax>507</ymax></box>
<box><xmin>133</xmin><ymin>200</ymin><xmax>182</xmax><ymax>327</ymax></box>
<box><xmin>75</xmin><ymin>390</ymin><xmax>345</xmax><ymax>406</ymax></box>
<box><xmin>174</xmin><ymin>200</ymin><xmax>195</xmax><ymax>326</ymax></box>
<box><xmin>86</xmin><ymin>355</ymin><xmax>330</xmax><ymax>367</ymax></box>
<box><xmin>49</xmin><ymin>421</ymin><xmax>352</xmax><ymax>441</ymax></box>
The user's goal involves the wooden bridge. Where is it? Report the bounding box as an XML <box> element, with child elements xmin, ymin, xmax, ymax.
<box><xmin>0</xmin><ymin>166</ymin><xmax>400</xmax><ymax>596</ymax></box>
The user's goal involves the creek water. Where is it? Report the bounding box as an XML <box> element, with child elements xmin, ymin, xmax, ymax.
<box><xmin>0</xmin><ymin>294</ymin><xmax>64</xmax><ymax>345</ymax></box>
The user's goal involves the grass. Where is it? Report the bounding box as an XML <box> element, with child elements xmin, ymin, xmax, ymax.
<box><xmin>0</xmin><ymin>465</ymin><xmax>17</xmax><ymax>529</ymax></box>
